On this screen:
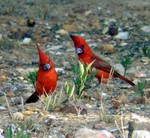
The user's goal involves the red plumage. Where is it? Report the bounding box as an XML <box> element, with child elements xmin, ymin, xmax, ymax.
<box><xmin>70</xmin><ymin>35</ymin><xmax>135</xmax><ymax>86</ymax></box>
<box><xmin>25</xmin><ymin>44</ymin><xmax>58</xmax><ymax>103</ymax></box>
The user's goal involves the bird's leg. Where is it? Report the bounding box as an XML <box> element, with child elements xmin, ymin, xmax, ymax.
<box><xmin>91</xmin><ymin>82</ymin><xmax>100</xmax><ymax>90</ymax></box>
<box><xmin>91</xmin><ymin>82</ymin><xmax>105</xmax><ymax>91</ymax></box>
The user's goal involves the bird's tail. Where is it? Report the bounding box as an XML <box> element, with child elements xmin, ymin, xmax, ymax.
<box><xmin>118</xmin><ymin>75</ymin><xmax>135</xmax><ymax>86</ymax></box>
<box><xmin>25</xmin><ymin>92</ymin><xmax>39</xmax><ymax>103</ymax></box>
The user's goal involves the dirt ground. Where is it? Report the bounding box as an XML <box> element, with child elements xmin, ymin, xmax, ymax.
<box><xmin>0</xmin><ymin>0</ymin><xmax>150</xmax><ymax>137</ymax></box>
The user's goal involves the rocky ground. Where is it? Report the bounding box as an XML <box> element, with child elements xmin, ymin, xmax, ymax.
<box><xmin>0</xmin><ymin>0</ymin><xmax>150</xmax><ymax>138</ymax></box>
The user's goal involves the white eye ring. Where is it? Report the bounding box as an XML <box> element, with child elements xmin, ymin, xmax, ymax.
<box><xmin>76</xmin><ymin>48</ymin><xmax>83</xmax><ymax>54</ymax></box>
<box><xmin>43</xmin><ymin>64</ymin><xmax>51</xmax><ymax>71</ymax></box>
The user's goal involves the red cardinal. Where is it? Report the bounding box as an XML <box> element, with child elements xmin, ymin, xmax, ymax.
<box><xmin>25</xmin><ymin>44</ymin><xmax>58</xmax><ymax>103</ymax></box>
<box><xmin>70</xmin><ymin>35</ymin><xmax>135</xmax><ymax>86</ymax></box>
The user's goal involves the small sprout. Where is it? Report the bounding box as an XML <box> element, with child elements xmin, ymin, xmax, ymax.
<box><xmin>136</xmin><ymin>81</ymin><xmax>147</xmax><ymax>97</ymax></box>
<box><xmin>120</xmin><ymin>53</ymin><xmax>132</xmax><ymax>75</ymax></box>
<box><xmin>42</xmin><ymin>89</ymin><xmax>65</xmax><ymax>111</ymax></box>
<box><xmin>65</xmin><ymin>82</ymin><xmax>75</xmax><ymax>100</ymax></box>
<box><xmin>15</xmin><ymin>131</ymin><xmax>31</xmax><ymax>138</ymax></box>
<box><xmin>4</xmin><ymin>127</ymin><xmax>31</xmax><ymax>138</ymax></box>
<box><xmin>26</xmin><ymin>70</ymin><xmax>37</xmax><ymax>88</ymax></box>
<box><xmin>69</xmin><ymin>60</ymin><xmax>97</xmax><ymax>98</ymax></box>
<box><xmin>4</xmin><ymin>127</ymin><xmax>12</xmax><ymax>138</ymax></box>
<box><xmin>142</xmin><ymin>46</ymin><xmax>150</xmax><ymax>59</ymax></box>
<box><xmin>14</xmin><ymin>117</ymin><xmax>36</xmax><ymax>132</ymax></box>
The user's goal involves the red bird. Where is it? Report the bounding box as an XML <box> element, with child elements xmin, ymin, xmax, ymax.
<box><xmin>25</xmin><ymin>44</ymin><xmax>58</xmax><ymax>103</ymax></box>
<box><xmin>70</xmin><ymin>35</ymin><xmax>135</xmax><ymax>86</ymax></box>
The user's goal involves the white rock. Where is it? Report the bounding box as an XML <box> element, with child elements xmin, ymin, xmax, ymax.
<box><xmin>85</xmin><ymin>10</ymin><xmax>92</xmax><ymax>16</ymax></box>
<box><xmin>18</xmin><ymin>76</ymin><xmax>24</xmax><ymax>80</ymax></box>
<box><xmin>97</xmin><ymin>6</ymin><xmax>101</xmax><ymax>10</ymax></box>
<box><xmin>45</xmin><ymin>114</ymin><xmax>56</xmax><ymax>120</ymax></box>
<box><xmin>74</xmin><ymin>128</ymin><xmax>115</xmax><ymax>138</ymax></box>
<box><xmin>125</xmin><ymin>130</ymin><xmax>150</xmax><ymax>138</ymax></box>
<box><xmin>55</xmin><ymin>68</ymin><xmax>65</xmax><ymax>75</ymax></box>
<box><xmin>47</xmin><ymin>45</ymin><xmax>62</xmax><ymax>51</ymax></box>
<box><xmin>0</xmin><ymin>133</ymin><xmax>4</xmax><ymax>138</ymax></box>
<box><xmin>114</xmin><ymin>64</ymin><xmax>125</xmax><ymax>75</ymax></box>
<box><xmin>108</xmin><ymin>19</ymin><xmax>117</xmax><ymax>23</ymax></box>
<box><xmin>55</xmin><ymin>35</ymin><xmax>61</xmax><ymax>38</ymax></box>
<box><xmin>56</xmin><ymin>29</ymin><xmax>68</xmax><ymax>36</ymax></box>
<box><xmin>115</xmin><ymin>32</ymin><xmax>129</xmax><ymax>39</ymax></box>
<box><xmin>46</xmin><ymin>26</ymin><xmax>52</xmax><ymax>29</ymax></box>
<box><xmin>101</xmin><ymin>130</ymin><xmax>115</xmax><ymax>138</ymax></box>
<box><xmin>134</xmin><ymin>71</ymin><xmax>147</xmax><ymax>78</ymax></box>
<box><xmin>120</xmin><ymin>42</ymin><xmax>128</xmax><ymax>46</ymax></box>
<box><xmin>102</xmin><ymin>92</ymin><xmax>108</xmax><ymax>97</ymax></box>
<box><xmin>104</xmin><ymin>19</ymin><xmax>117</xmax><ymax>26</ymax></box>
<box><xmin>102</xmin><ymin>27</ymin><xmax>109</xmax><ymax>34</ymax></box>
<box><xmin>133</xmin><ymin>130</ymin><xmax>150</xmax><ymax>138</ymax></box>
<box><xmin>22</xmin><ymin>38</ymin><xmax>31</xmax><ymax>44</ymax></box>
<box><xmin>55</xmin><ymin>51</ymin><xmax>62</xmax><ymax>55</ymax></box>
<box><xmin>48</xmin><ymin>135</ymin><xmax>58</xmax><ymax>138</ymax></box>
<box><xmin>80</xmin><ymin>33</ymin><xmax>86</xmax><ymax>37</ymax></box>
<box><xmin>141</xmin><ymin>57</ymin><xmax>150</xmax><ymax>62</ymax></box>
<box><xmin>0</xmin><ymin>106</ymin><xmax>6</xmax><ymax>111</ymax></box>
<box><xmin>141</xmin><ymin>26</ymin><xmax>150</xmax><ymax>32</ymax></box>
<box><xmin>131</xmin><ymin>113</ymin><xmax>150</xmax><ymax>122</ymax></box>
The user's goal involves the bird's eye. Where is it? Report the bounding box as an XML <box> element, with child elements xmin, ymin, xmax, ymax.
<box><xmin>75</xmin><ymin>45</ymin><xmax>84</xmax><ymax>54</ymax></box>
<box><xmin>43</xmin><ymin>63</ymin><xmax>51</xmax><ymax>71</ymax></box>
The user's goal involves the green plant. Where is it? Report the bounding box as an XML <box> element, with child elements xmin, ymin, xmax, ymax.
<box><xmin>15</xmin><ymin>118</ymin><xmax>36</xmax><ymax>132</ymax></box>
<box><xmin>65</xmin><ymin>82</ymin><xmax>75</xmax><ymax>100</ymax></box>
<box><xmin>120</xmin><ymin>53</ymin><xmax>132</xmax><ymax>75</ymax></box>
<box><xmin>4</xmin><ymin>127</ymin><xmax>12</xmax><ymax>138</ymax></box>
<box><xmin>69</xmin><ymin>60</ymin><xmax>97</xmax><ymax>98</ymax></box>
<box><xmin>27</xmin><ymin>70</ymin><xmax>37</xmax><ymax>88</ymax></box>
<box><xmin>136</xmin><ymin>81</ymin><xmax>147</xmax><ymax>97</ymax></box>
<box><xmin>142</xmin><ymin>46</ymin><xmax>150</xmax><ymax>59</ymax></box>
<box><xmin>4</xmin><ymin>127</ymin><xmax>31</xmax><ymax>138</ymax></box>
<box><xmin>42</xmin><ymin>89</ymin><xmax>65</xmax><ymax>111</ymax></box>
<box><xmin>15</xmin><ymin>131</ymin><xmax>30</xmax><ymax>138</ymax></box>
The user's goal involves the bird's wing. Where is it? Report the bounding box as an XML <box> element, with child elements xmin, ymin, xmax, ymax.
<box><xmin>90</xmin><ymin>55</ymin><xmax>121</xmax><ymax>77</ymax></box>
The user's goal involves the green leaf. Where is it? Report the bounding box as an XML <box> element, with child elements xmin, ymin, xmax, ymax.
<box><xmin>69</xmin><ymin>60</ymin><xmax>97</xmax><ymax>98</ymax></box>
<box><xmin>79</xmin><ymin>84</ymin><xmax>85</xmax><ymax>95</ymax></box>
<box><xmin>79</xmin><ymin>61</ymin><xmax>84</xmax><ymax>76</ymax></box>
<box><xmin>86</xmin><ymin>60</ymin><xmax>95</xmax><ymax>73</ymax></box>
<box><xmin>69</xmin><ymin>84</ymin><xmax>75</xmax><ymax>98</ymax></box>
<box><xmin>5</xmin><ymin>127</ymin><xmax>12</xmax><ymax>138</ymax></box>
<box><xmin>136</xmin><ymin>81</ymin><xmax>147</xmax><ymax>97</ymax></box>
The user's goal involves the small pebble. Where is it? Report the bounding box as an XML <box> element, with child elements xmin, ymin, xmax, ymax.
<box><xmin>115</xmin><ymin>32</ymin><xmax>129</xmax><ymax>39</ymax></box>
